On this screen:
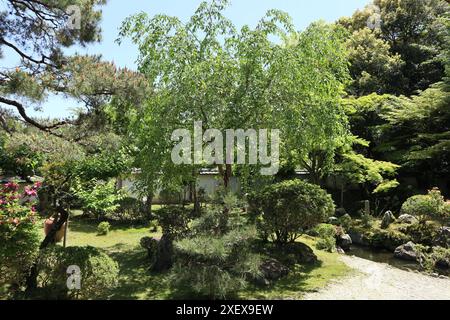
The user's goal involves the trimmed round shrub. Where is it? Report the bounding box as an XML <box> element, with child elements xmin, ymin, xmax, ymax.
<box><xmin>36</xmin><ymin>246</ymin><xmax>119</xmax><ymax>300</ymax></box>
<box><xmin>401</xmin><ymin>189</ymin><xmax>449</xmax><ymax>224</ymax></box>
<box><xmin>252</xmin><ymin>179</ymin><xmax>335</xmax><ymax>244</ymax></box>
<box><xmin>97</xmin><ymin>222</ymin><xmax>111</xmax><ymax>236</ymax></box>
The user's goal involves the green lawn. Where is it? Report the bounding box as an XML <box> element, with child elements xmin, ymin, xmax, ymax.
<box><xmin>54</xmin><ymin>211</ymin><xmax>352</xmax><ymax>300</ymax></box>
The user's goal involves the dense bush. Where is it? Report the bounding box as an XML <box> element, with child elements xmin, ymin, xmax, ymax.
<box><xmin>401</xmin><ymin>189</ymin><xmax>449</xmax><ymax>224</ymax></box>
<box><xmin>97</xmin><ymin>222</ymin><xmax>111</xmax><ymax>235</ymax></box>
<box><xmin>338</xmin><ymin>214</ymin><xmax>353</xmax><ymax>231</ymax></box>
<box><xmin>155</xmin><ymin>206</ymin><xmax>191</xmax><ymax>238</ymax></box>
<box><xmin>402</xmin><ymin>223</ymin><xmax>438</xmax><ymax>246</ymax></box>
<box><xmin>169</xmin><ymin>209</ymin><xmax>261</xmax><ymax>299</ymax></box>
<box><xmin>361</xmin><ymin>213</ymin><xmax>374</xmax><ymax>228</ymax></box>
<box><xmin>314</xmin><ymin>224</ymin><xmax>337</xmax><ymax>252</ymax></box>
<box><xmin>36</xmin><ymin>246</ymin><xmax>119</xmax><ymax>300</ymax></box>
<box><xmin>415</xmin><ymin>245</ymin><xmax>450</xmax><ymax>274</ymax></box>
<box><xmin>251</xmin><ymin>179</ymin><xmax>335</xmax><ymax>245</ymax></box>
<box><xmin>72</xmin><ymin>179</ymin><xmax>124</xmax><ymax>220</ymax></box>
<box><xmin>109</xmin><ymin>197</ymin><xmax>147</xmax><ymax>223</ymax></box>
<box><xmin>0</xmin><ymin>182</ymin><xmax>40</xmax><ymax>293</ymax></box>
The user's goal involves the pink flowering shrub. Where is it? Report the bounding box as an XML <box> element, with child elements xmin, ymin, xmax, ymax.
<box><xmin>0</xmin><ymin>181</ymin><xmax>41</xmax><ymax>293</ymax></box>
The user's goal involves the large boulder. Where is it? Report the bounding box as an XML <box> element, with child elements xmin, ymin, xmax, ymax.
<box><xmin>398</xmin><ymin>214</ymin><xmax>418</xmax><ymax>225</ymax></box>
<box><xmin>433</xmin><ymin>227</ymin><xmax>450</xmax><ymax>249</ymax></box>
<box><xmin>283</xmin><ymin>242</ymin><xmax>318</xmax><ymax>264</ymax></box>
<box><xmin>348</xmin><ymin>231</ymin><xmax>370</xmax><ymax>246</ymax></box>
<box><xmin>394</xmin><ymin>241</ymin><xmax>418</xmax><ymax>261</ymax></box>
<box><xmin>381</xmin><ymin>211</ymin><xmax>396</xmax><ymax>229</ymax></box>
<box><xmin>337</xmin><ymin>234</ymin><xmax>353</xmax><ymax>250</ymax></box>
<box><xmin>259</xmin><ymin>258</ymin><xmax>289</xmax><ymax>282</ymax></box>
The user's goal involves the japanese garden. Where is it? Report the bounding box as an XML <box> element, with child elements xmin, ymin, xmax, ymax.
<box><xmin>0</xmin><ymin>0</ymin><xmax>449</xmax><ymax>301</ymax></box>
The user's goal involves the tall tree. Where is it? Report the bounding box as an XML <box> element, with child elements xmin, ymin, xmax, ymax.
<box><xmin>338</xmin><ymin>0</ymin><xmax>449</xmax><ymax>96</ymax></box>
<box><xmin>118</xmin><ymin>0</ymin><xmax>353</xmax><ymax>196</ymax></box>
<box><xmin>0</xmin><ymin>0</ymin><xmax>148</xmax><ymax>141</ymax></box>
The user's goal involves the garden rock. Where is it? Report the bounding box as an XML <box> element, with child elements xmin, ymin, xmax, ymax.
<box><xmin>335</xmin><ymin>208</ymin><xmax>347</xmax><ymax>218</ymax></box>
<box><xmin>381</xmin><ymin>211</ymin><xmax>396</xmax><ymax>229</ymax></box>
<box><xmin>433</xmin><ymin>227</ymin><xmax>450</xmax><ymax>248</ymax></box>
<box><xmin>328</xmin><ymin>217</ymin><xmax>339</xmax><ymax>225</ymax></box>
<box><xmin>140</xmin><ymin>237</ymin><xmax>159</xmax><ymax>259</ymax></box>
<box><xmin>259</xmin><ymin>258</ymin><xmax>289</xmax><ymax>282</ymax></box>
<box><xmin>152</xmin><ymin>234</ymin><xmax>174</xmax><ymax>272</ymax></box>
<box><xmin>283</xmin><ymin>242</ymin><xmax>318</xmax><ymax>264</ymax></box>
<box><xmin>336</xmin><ymin>246</ymin><xmax>346</xmax><ymax>254</ymax></box>
<box><xmin>337</xmin><ymin>234</ymin><xmax>353</xmax><ymax>250</ymax></box>
<box><xmin>394</xmin><ymin>242</ymin><xmax>418</xmax><ymax>261</ymax></box>
<box><xmin>348</xmin><ymin>231</ymin><xmax>370</xmax><ymax>246</ymax></box>
<box><xmin>398</xmin><ymin>214</ymin><xmax>418</xmax><ymax>225</ymax></box>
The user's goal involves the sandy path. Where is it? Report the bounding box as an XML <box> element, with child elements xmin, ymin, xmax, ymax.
<box><xmin>303</xmin><ymin>255</ymin><xmax>450</xmax><ymax>300</ymax></box>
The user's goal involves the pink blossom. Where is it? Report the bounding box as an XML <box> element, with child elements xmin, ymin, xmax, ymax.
<box><xmin>25</xmin><ymin>186</ymin><xmax>37</xmax><ymax>197</ymax></box>
<box><xmin>4</xmin><ymin>182</ymin><xmax>19</xmax><ymax>191</ymax></box>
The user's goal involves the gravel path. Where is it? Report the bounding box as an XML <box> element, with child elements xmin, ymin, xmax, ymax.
<box><xmin>303</xmin><ymin>255</ymin><xmax>450</xmax><ymax>300</ymax></box>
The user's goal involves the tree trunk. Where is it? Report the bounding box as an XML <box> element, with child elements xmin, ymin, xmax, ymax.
<box><xmin>26</xmin><ymin>207</ymin><xmax>69</xmax><ymax>293</ymax></box>
<box><xmin>145</xmin><ymin>193</ymin><xmax>153</xmax><ymax>220</ymax></box>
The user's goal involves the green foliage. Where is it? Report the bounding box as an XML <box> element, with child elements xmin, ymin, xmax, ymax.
<box><xmin>118</xmin><ymin>0</ymin><xmax>351</xmax><ymax>191</ymax></box>
<box><xmin>0</xmin><ymin>182</ymin><xmax>40</xmax><ymax>292</ymax></box>
<box><xmin>36</xmin><ymin>246</ymin><xmax>119</xmax><ymax>300</ymax></box>
<box><xmin>344</xmin><ymin>28</ymin><xmax>403</xmax><ymax>96</ymax></box>
<box><xmin>339</xmin><ymin>214</ymin><xmax>353</xmax><ymax>231</ymax></box>
<box><xmin>252</xmin><ymin>179</ymin><xmax>335</xmax><ymax>244</ymax></box>
<box><xmin>110</xmin><ymin>197</ymin><xmax>147</xmax><ymax>223</ymax></box>
<box><xmin>415</xmin><ymin>245</ymin><xmax>450</xmax><ymax>274</ymax></box>
<box><xmin>72</xmin><ymin>179</ymin><xmax>124</xmax><ymax>219</ymax></box>
<box><xmin>170</xmin><ymin>212</ymin><xmax>261</xmax><ymax>299</ymax></box>
<box><xmin>403</xmin><ymin>223</ymin><xmax>439</xmax><ymax>246</ymax></box>
<box><xmin>155</xmin><ymin>206</ymin><xmax>191</xmax><ymax>238</ymax></box>
<box><xmin>361</xmin><ymin>213</ymin><xmax>374</xmax><ymax>228</ymax></box>
<box><xmin>338</xmin><ymin>0</ymin><xmax>449</xmax><ymax>95</ymax></box>
<box><xmin>0</xmin><ymin>0</ymin><xmax>149</xmax><ymax>141</ymax></box>
<box><xmin>401</xmin><ymin>189</ymin><xmax>449</xmax><ymax>224</ymax></box>
<box><xmin>313</xmin><ymin>224</ymin><xmax>337</xmax><ymax>253</ymax></box>
<box><xmin>97</xmin><ymin>222</ymin><xmax>111</xmax><ymax>236</ymax></box>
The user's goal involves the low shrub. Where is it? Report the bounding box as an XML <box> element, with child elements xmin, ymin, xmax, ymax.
<box><xmin>313</xmin><ymin>224</ymin><xmax>337</xmax><ymax>252</ymax></box>
<box><xmin>338</xmin><ymin>214</ymin><xmax>352</xmax><ymax>231</ymax></box>
<box><xmin>169</xmin><ymin>209</ymin><xmax>261</xmax><ymax>299</ymax></box>
<box><xmin>367</xmin><ymin>228</ymin><xmax>411</xmax><ymax>251</ymax></box>
<box><xmin>251</xmin><ymin>179</ymin><xmax>335</xmax><ymax>245</ymax></box>
<box><xmin>72</xmin><ymin>179</ymin><xmax>124</xmax><ymax>220</ymax></box>
<box><xmin>36</xmin><ymin>246</ymin><xmax>119</xmax><ymax>299</ymax></box>
<box><xmin>97</xmin><ymin>222</ymin><xmax>111</xmax><ymax>236</ymax></box>
<box><xmin>415</xmin><ymin>245</ymin><xmax>450</xmax><ymax>274</ymax></box>
<box><xmin>109</xmin><ymin>197</ymin><xmax>147</xmax><ymax>223</ymax></box>
<box><xmin>361</xmin><ymin>214</ymin><xmax>374</xmax><ymax>228</ymax></box>
<box><xmin>401</xmin><ymin>188</ymin><xmax>449</xmax><ymax>224</ymax></box>
<box><xmin>403</xmin><ymin>222</ymin><xmax>438</xmax><ymax>246</ymax></box>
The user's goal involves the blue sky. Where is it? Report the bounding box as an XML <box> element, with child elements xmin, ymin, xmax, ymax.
<box><xmin>3</xmin><ymin>0</ymin><xmax>372</xmax><ymax>119</ymax></box>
